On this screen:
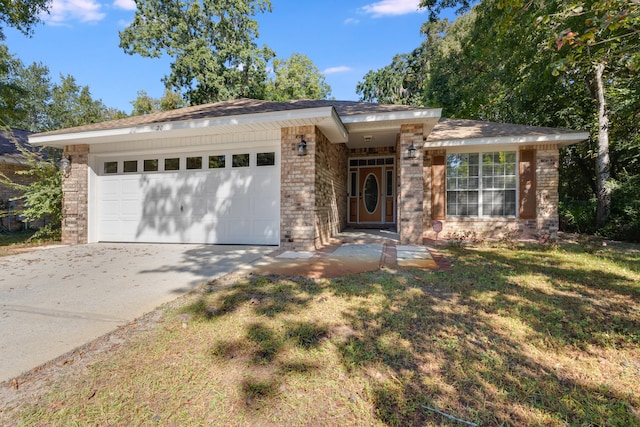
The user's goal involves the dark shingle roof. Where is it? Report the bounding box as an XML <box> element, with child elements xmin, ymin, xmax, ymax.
<box><xmin>427</xmin><ymin>118</ymin><xmax>587</xmax><ymax>142</ymax></box>
<box><xmin>33</xmin><ymin>98</ymin><xmax>427</xmax><ymax>137</ymax></box>
<box><xmin>0</xmin><ymin>129</ymin><xmax>33</xmax><ymax>159</ymax></box>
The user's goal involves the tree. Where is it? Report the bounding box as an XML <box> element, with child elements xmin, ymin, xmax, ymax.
<box><xmin>264</xmin><ymin>53</ymin><xmax>331</xmax><ymax>101</ymax></box>
<box><xmin>0</xmin><ymin>0</ymin><xmax>50</xmax><ymax>38</ymax></box>
<box><xmin>0</xmin><ymin>131</ymin><xmax>62</xmax><ymax>239</ymax></box>
<box><xmin>131</xmin><ymin>89</ymin><xmax>186</xmax><ymax>115</ymax></box>
<box><xmin>0</xmin><ymin>45</ymin><xmax>27</xmax><ymax>127</ymax></box>
<box><xmin>535</xmin><ymin>0</ymin><xmax>640</xmax><ymax>224</ymax></box>
<box><xmin>48</xmin><ymin>74</ymin><xmax>120</xmax><ymax>129</ymax></box>
<box><xmin>119</xmin><ymin>0</ymin><xmax>275</xmax><ymax>105</ymax></box>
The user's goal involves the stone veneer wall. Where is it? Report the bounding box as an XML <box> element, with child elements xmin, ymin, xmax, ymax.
<box><xmin>314</xmin><ymin>127</ymin><xmax>348</xmax><ymax>247</ymax></box>
<box><xmin>423</xmin><ymin>144</ymin><xmax>561</xmax><ymax>240</ymax></box>
<box><xmin>61</xmin><ymin>144</ymin><xmax>89</xmax><ymax>245</ymax></box>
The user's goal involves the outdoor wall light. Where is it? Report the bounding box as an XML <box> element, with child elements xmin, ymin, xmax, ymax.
<box><xmin>297</xmin><ymin>135</ymin><xmax>308</xmax><ymax>157</ymax></box>
<box><xmin>407</xmin><ymin>143</ymin><xmax>417</xmax><ymax>159</ymax></box>
<box><xmin>60</xmin><ymin>155</ymin><xmax>71</xmax><ymax>176</ymax></box>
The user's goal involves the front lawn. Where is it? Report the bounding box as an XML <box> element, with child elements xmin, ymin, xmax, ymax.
<box><xmin>5</xmin><ymin>241</ymin><xmax>640</xmax><ymax>426</ymax></box>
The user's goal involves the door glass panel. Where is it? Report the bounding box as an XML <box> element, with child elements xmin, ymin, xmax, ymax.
<box><xmin>363</xmin><ymin>173</ymin><xmax>379</xmax><ymax>214</ymax></box>
<box><xmin>386</xmin><ymin>170</ymin><xmax>393</xmax><ymax>196</ymax></box>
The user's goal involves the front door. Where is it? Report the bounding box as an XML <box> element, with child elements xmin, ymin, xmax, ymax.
<box><xmin>359</xmin><ymin>167</ymin><xmax>383</xmax><ymax>222</ymax></box>
<box><xmin>348</xmin><ymin>157</ymin><xmax>395</xmax><ymax>225</ymax></box>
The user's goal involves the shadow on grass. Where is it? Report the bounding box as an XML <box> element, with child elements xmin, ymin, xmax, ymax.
<box><xmin>180</xmin><ymin>244</ymin><xmax>640</xmax><ymax>425</ymax></box>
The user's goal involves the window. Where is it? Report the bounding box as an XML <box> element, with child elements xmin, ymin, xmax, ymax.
<box><xmin>104</xmin><ymin>161</ymin><xmax>117</xmax><ymax>174</ymax></box>
<box><xmin>186</xmin><ymin>156</ymin><xmax>202</xmax><ymax>170</ymax></box>
<box><xmin>208</xmin><ymin>155</ymin><xmax>225</xmax><ymax>169</ymax></box>
<box><xmin>386</xmin><ymin>170</ymin><xmax>393</xmax><ymax>196</ymax></box>
<box><xmin>123</xmin><ymin>160</ymin><xmax>138</xmax><ymax>173</ymax></box>
<box><xmin>232</xmin><ymin>153</ymin><xmax>250</xmax><ymax>168</ymax></box>
<box><xmin>446</xmin><ymin>151</ymin><xmax>516</xmax><ymax>217</ymax></box>
<box><xmin>164</xmin><ymin>158</ymin><xmax>180</xmax><ymax>171</ymax></box>
<box><xmin>144</xmin><ymin>159</ymin><xmax>158</xmax><ymax>172</ymax></box>
<box><xmin>257</xmin><ymin>152</ymin><xmax>275</xmax><ymax>166</ymax></box>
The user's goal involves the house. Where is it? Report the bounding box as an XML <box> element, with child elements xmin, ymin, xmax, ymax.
<box><xmin>29</xmin><ymin>98</ymin><xmax>588</xmax><ymax>248</ymax></box>
<box><xmin>1</xmin><ymin>129</ymin><xmax>34</xmax><ymax>231</ymax></box>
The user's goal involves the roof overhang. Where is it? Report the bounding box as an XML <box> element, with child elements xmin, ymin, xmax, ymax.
<box><xmin>29</xmin><ymin>106</ymin><xmax>350</xmax><ymax>148</ymax></box>
<box><xmin>342</xmin><ymin>108</ymin><xmax>442</xmax><ymax>149</ymax></box>
<box><xmin>425</xmin><ymin>131</ymin><xmax>590</xmax><ymax>148</ymax></box>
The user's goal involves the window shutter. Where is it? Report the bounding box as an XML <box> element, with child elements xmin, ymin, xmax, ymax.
<box><xmin>519</xmin><ymin>149</ymin><xmax>536</xmax><ymax>219</ymax></box>
<box><xmin>431</xmin><ymin>155</ymin><xmax>446</xmax><ymax>220</ymax></box>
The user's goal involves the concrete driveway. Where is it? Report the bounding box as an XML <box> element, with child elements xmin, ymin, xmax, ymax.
<box><xmin>0</xmin><ymin>243</ymin><xmax>272</xmax><ymax>382</ymax></box>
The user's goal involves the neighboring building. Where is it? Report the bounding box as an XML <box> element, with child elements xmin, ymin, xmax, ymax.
<box><xmin>29</xmin><ymin>99</ymin><xmax>588</xmax><ymax>248</ymax></box>
<box><xmin>0</xmin><ymin>129</ymin><xmax>33</xmax><ymax>231</ymax></box>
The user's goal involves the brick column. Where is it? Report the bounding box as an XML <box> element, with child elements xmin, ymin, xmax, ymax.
<box><xmin>61</xmin><ymin>144</ymin><xmax>89</xmax><ymax>245</ymax></box>
<box><xmin>398</xmin><ymin>124</ymin><xmax>424</xmax><ymax>245</ymax></box>
<box><xmin>536</xmin><ymin>146</ymin><xmax>560</xmax><ymax>238</ymax></box>
<box><xmin>280</xmin><ymin>126</ymin><xmax>316</xmax><ymax>250</ymax></box>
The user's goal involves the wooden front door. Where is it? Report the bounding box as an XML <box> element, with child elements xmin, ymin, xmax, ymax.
<box><xmin>358</xmin><ymin>166</ymin><xmax>383</xmax><ymax>223</ymax></box>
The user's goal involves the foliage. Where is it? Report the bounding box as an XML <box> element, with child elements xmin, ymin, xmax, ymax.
<box><xmin>264</xmin><ymin>53</ymin><xmax>331</xmax><ymax>101</ymax></box>
<box><xmin>0</xmin><ymin>133</ymin><xmax>61</xmax><ymax>239</ymax></box>
<box><xmin>0</xmin><ymin>0</ymin><xmax>50</xmax><ymax>38</ymax></box>
<box><xmin>119</xmin><ymin>0</ymin><xmax>275</xmax><ymax>105</ymax></box>
<box><xmin>599</xmin><ymin>174</ymin><xmax>640</xmax><ymax>242</ymax></box>
<box><xmin>0</xmin><ymin>45</ymin><xmax>28</xmax><ymax>126</ymax></box>
<box><xmin>0</xmin><ymin>43</ymin><xmax>126</xmax><ymax>132</ymax></box>
<box><xmin>130</xmin><ymin>89</ymin><xmax>186</xmax><ymax>115</ymax></box>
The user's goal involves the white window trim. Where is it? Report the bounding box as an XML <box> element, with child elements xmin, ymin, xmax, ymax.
<box><xmin>445</xmin><ymin>150</ymin><xmax>519</xmax><ymax>219</ymax></box>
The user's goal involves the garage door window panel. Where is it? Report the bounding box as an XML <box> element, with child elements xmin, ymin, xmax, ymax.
<box><xmin>257</xmin><ymin>152</ymin><xmax>275</xmax><ymax>167</ymax></box>
<box><xmin>232</xmin><ymin>154</ymin><xmax>250</xmax><ymax>167</ymax></box>
<box><xmin>123</xmin><ymin>160</ymin><xmax>138</xmax><ymax>173</ymax></box>
<box><xmin>104</xmin><ymin>161</ymin><xmax>118</xmax><ymax>174</ymax></box>
<box><xmin>164</xmin><ymin>158</ymin><xmax>180</xmax><ymax>171</ymax></box>
<box><xmin>144</xmin><ymin>159</ymin><xmax>158</xmax><ymax>172</ymax></box>
<box><xmin>209</xmin><ymin>155</ymin><xmax>226</xmax><ymax>169</ymax></box>
<box><xmin>186</xmin><ymin>156</ymin><xmax>202</xmax><ymax>170</ymax></box>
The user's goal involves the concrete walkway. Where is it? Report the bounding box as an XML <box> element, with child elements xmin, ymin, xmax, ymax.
<box><xmin>250</xmin><ymin>230</ymin><xmax>446</xmax><ymax>278</ymax></box>
<box><xmin>0</xmin><ymin>243</ymin><xmax>271</xmax><ymax>382</ymax></box>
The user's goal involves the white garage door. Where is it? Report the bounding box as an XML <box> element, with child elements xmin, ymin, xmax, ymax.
<box><xmin>96</xmin><ymin>149</ymin><xmax>280</xmax><ymax>245</ymax></box>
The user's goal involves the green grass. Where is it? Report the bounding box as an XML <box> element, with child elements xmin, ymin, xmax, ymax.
<box><xmin>6</xmin><ymin>241</ymin><xmax>640</xmax><ymax>426</ymax></box>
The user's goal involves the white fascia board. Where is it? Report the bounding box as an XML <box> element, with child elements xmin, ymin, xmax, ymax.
<box><xmin>29</xmin><ymin>106</ymin><xmax>347</xmax><ymax>147</ymax></box>
<box><xmin>424</xmin><ymin>131</ymin><xmax>590</xmax><ymax>148</ymax></box>
<box><xmin>341</xmin><ymin>108</ymin><xmax>442</xmax><ymax>125</ymax></box>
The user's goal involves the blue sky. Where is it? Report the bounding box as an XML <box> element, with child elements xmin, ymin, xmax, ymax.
<box><xmin>7</xmin><ymin>0</ymin><xmax>441</xmax><ymax>114</ymax></box>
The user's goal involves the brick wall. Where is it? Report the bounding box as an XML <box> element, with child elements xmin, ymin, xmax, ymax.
<box><xmin>61</xmin><ymin>144</ymin><xmax>89</xmax><ymax>245</ymax></box>
<box><xmin>535</xmin><ymin>146</ymin><xmax>560</xmax><ymax>238</ymax></box>
<box><xmin>280</xmin><ymin>126</ymin><xmax>316</xmax><ymax>250</ymax></box>
<box><xmin>422</xmin><ymin>144</ymin><xmax>561</xmax><ymax>240</ymax></box>
<box><xmin>398</xmin><ymin>124</ymin><xmax>424</xmax><ymax>244</ymax></box>
<box><xmin>314</xmin><ymin>127</ymin><xmax>348</xmax><ymax>247</ymax></box>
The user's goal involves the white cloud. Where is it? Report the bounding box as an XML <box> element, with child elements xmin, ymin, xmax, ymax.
<box><xmin>113</xmin><ymin>0</ymin><xmax>136</xmax><ymax>11</ymax></box>
<box><xmin>324</xmin><ymin>66</ymin><xmax>352</xmax><ymax>74</ymax></box>
<box><xmin>360</xmin><ymin>0</ymin><xmax>424</xmax><ymax>17</ymax></box>
<box><xmin>45</xmin><ymin>0</ymin><xmax>106</xmax><ymax>25</ymax></box>
<box><xmin>344</xmin><ymin>17</ymin><xmax>360</xmax><ymax>25</ymax></box>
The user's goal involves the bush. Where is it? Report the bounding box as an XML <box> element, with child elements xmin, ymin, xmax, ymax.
<box><xmin>559</xmin><ymin>199</ymin><xmax>597</xmax><ymax>234</ymax></box>
<box><xmin>599</xmin><ymin>176</ymin><xmax>640</xmax><ymax>242</ymax></box>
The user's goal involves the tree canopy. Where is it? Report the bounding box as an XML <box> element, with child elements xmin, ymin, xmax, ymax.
<box><xmin>264</xmin><ymin>53</ymin><xmax>331</xmax><ymax>101</ymax></box>
<box><xmin>119</xmin><ymin>0</ymin><xmax>275</xmax><ymax>105</ymax></box>
<box><xmin>0</xmin><ymin>0</ymin><xmax>50</xmax><ymax>39</ymax></box>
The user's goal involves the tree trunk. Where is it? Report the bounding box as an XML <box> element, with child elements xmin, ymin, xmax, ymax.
<box><xmin>594</xmin><ymin>61</ymin><xmax>611</xmax><ymax>227</ymax></box>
